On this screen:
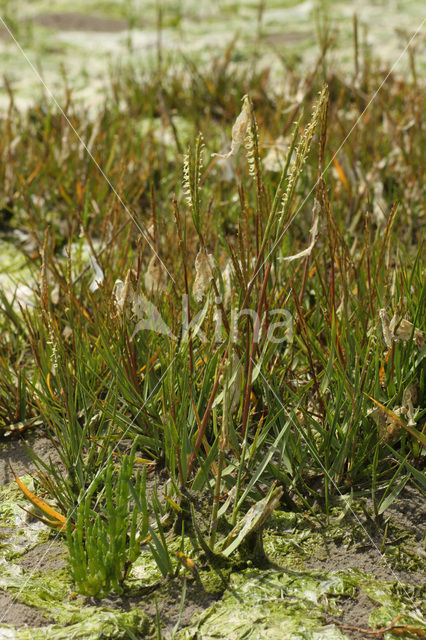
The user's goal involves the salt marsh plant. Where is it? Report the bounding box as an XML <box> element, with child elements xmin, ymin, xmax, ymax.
<box><xmin>0</xmin><ymin>36</ymin><xmax>424</xmax><ymax>602</ymax></box>
<box><xmin>66</xmin><ymin>443</ymin><xmax>145</xmax><ymax>596</ymax></box>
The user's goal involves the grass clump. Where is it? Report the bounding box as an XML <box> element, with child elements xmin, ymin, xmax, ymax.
<box><xmin>0</xmin><ymin>25</ymin><xmax>424</xmax><ymax>611</ymax></box>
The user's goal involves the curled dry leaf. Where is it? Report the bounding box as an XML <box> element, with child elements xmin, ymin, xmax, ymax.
<box><xmin>280</xmin><ymin>198</ymin><xmax>320</xmax><ymax>263</ymax></box>
<box><xmin>112</xmin><ymin>268</ymin><xmax>139</xmax><ymax>317</ymax></box>
<box><xmin>394</xmin><ymin>318</ymin><xmax>425</xmax><ymax>349</ymax></box>
<box><xmin>220</xmin><ymin>486</ymin><xmax>283</xmax><ymax>557</ymax></box>
<box><xmin>144</xmin><ymin>255</ymin><xmax>167</xmax><ymax>294</ymax></box>
<box><xmin>88</xmin><ymin>254</ymin><xmax>104</xmax><ymax>292</ymax></box>
<box><xmin>212</xmin><ymin>95</ymin><xmax>251</xmax><ymax>159</ymax></box>
<box><xmin>379</xmin><ymin>309</ymin><xmax>424</xmax><ymax>350</ymax></box>
<box><xmin>380</xmin><ymin>309</ymin><xmax>393</xmax><ymax>349</ymax></box>
<box><xmin>366</xmin><ymin>391</ymin><xmax>426</xmax><ymax>445</ymax></box>
<box><xmin>193</xmin><ymin>248</ymin><xmax>215</xmax><ymax>302</ymax></box>
<box><xmin>132</xmin><ymin>293</ymin><xmax>175</xmax><ymax>338</ymax></box>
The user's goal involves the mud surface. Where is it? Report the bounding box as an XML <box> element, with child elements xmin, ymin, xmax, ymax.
<box><xmin>1</xmin><ymin>0</ymin><xmax>423</xmax><ymax>113</ymax></box>
<box><xmin>31</xmin><ymin>13</ymin><xmax>128</xmax><ymax>33</ymax></box>
<box><xmin>0</xmin><ymin>591</ymin><xmax>54</xmax><ymax>627</ymax></box>
<box><xmin>0</xmin><ymin>432</ymin><xmax>61</xmax><ymax>486</ymax></box>
<box><xmin>304</xmin><ymin>484</ymin><xmax>426</xmax><ymax>585</ymax></box>
<box><xmin>1</xmin><ymin>428</ymin><xmax>425</xmax><ymax>638</ymax></box>
<box><xmin>95</xmin><ymin>578</ymin><xmax>220</xmax><ymax>634</ymax></box>
<box><xmin>18</xmin><ymin>541</ymin><xmax>68</xmax><ymax>573</ymax></box>
<box><xmin>385</xmin><ymin>484</ymin><xmax>426</xmax><ymax>540</ymax></box>
<box><xmin>305</xmin><ymin>542</ymin><xmax>425</xmax><ymax>587</ymax></box>
<box><xmin>327</xmin><ymin>592</ymin><xmax>376</xmax><ymax>640</ymax></box>
<box><xmin>304</xmin><ymin>485</ymin><xmax>426</xmax><ymax>638</ymax></box>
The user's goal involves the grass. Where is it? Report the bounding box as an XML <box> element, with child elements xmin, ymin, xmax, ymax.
<box><xmin>0</xmin><ymin>15</ymin><xmax>424</xmax><ymax>617</ymax></box>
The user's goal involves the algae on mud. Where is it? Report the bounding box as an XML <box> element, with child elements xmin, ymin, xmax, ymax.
<box><xmin>176</xmin><ymin>568</ymin><xmax>349</xmax><ymax>640</ymax></box>
<box><xmin>0</xmin><ymin>240</ymin><xmax>35</xmax><ymax>308</ymax></box>
<box><xmin>0</xmin><ymin>0</ymin><xmax>424</xmax><ymax>111</ymax></box>
<box><xmin>1</xmin><ymin>475</ymin><xmax>425</xmax><ymax>638</ymax></box>
<box><xmin>0</xmin><ymin>476</ymin><xmax>51</xmax><ymax>559</ymax></box>
<box><xmin>0</xmin><ymin>476</ymin><xmax>151</xmax><ymax>638</ymax></box>
<box><xmin>6</xmin><ymin>609</ymin><xmax>150</xmax><ymax>640</ymax></box>
<box><xmin>174</xmin><ymin>566</ymin><xmax>425</xmax><ymax>640</ymax></box>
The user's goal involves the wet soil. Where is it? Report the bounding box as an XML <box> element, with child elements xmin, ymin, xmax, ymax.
<box><xmin>1</xmin><ymin>432</ymin><xmax>424</xmax><ymax>637</ymax></box>
<box><xmin>305</xmin><ymin>540</ymin><xmax>425</xmax><ymax>586</ymax></box>
<box><xmin>0</xmin><ymin>592</ymin><xmax>54</xmax><ymax>627</ymax></box>
<box><xmin>304</xmin><ymin>485</ymin><xmax>426</xmax><ymax>638</ymax></box>
<box><xmin>18</xmin><ymin>541</ymin><xmax>68</xmax><ymax>573</ymax></box>
<box><xmin>31</xmin><ymin>13</ymin><xmax>129</xmax><ymax>33</ymax></box>
<box><xmin>307</xmin><ymin>541</ymin><xmax>425</xmax><ymax>639</ymax></box>
<box><xmin>327</xmin><ymin>592</ymin><xmax>376</xmax><ymax>640</ymax></box>
<box><xmin>384</xmin><ymin>484</ymin><xmax>426</xmax><ymax>540</ymax></box>
<box><xmin>0</xmin><ymin>431</ymin><xmax>61</xmax><ymax>486</ymax></box>
<box><xmin>94</xmin><ymin>578</ymin><xmax>219</xmax><ymax>635</ymax></box>
<box><xmin>303</xmin><ymin>484</ymin><xmax>426</xmax><ymax>586</ymax></box>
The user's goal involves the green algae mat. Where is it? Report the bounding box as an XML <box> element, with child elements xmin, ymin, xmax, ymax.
<box><xmin>1</xmin><ymin>476</ymin><xmax>425</xmax><ymax>638</ymax></box>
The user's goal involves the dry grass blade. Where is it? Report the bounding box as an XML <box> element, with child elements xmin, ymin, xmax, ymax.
<box><xmin>8</xmin><ymin>461</ymin><xmax>67</xmax><ymax>530</ymax></box>
<box><xmin>364</xmin><ymin>394</ymin><xmax>426</xmax><ymax>446</ymax></box>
